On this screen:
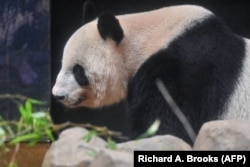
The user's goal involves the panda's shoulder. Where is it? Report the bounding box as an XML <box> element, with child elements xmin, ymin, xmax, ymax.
<box><xmin>128</xmin><ymin>13</ymin><xmax>246</xmax><ymax>95</ymax></box>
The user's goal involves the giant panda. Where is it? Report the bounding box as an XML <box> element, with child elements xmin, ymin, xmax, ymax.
<box><xmin>52</xmin><ymin>5</ymin><xmax>250</xmax><ymax>144</ymax></box>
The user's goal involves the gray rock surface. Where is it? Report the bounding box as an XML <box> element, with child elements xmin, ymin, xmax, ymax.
<box><xmin>42</xmin><ymin>127</ymin><xmax>106</xmax><ymax>167</ymax></box>
<box><xmin>43</xmin><ymin>120</ymin><xmax>250</xmax><ymax>167</ymax></box>
<box><xmin>118</xmin><ymin>135</ymin><xmax>192</xmax><ymax>152</ymax></box>
<box><xmin>89</xmin><ymin>150</ymin><xmax>133</xmax><ymax>167</ymax></box>
<box><xmin>193</xmin><ymin>120</ymin><xmax>250</xmax><ymax>150</ymax></box>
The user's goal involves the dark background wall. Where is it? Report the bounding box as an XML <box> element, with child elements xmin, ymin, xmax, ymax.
<box><xmin>50</xmin><ymin>0</ymin><xmax>250</xmax><ymax>138</ymax></box>
<box><xmin>0</xmin><ymin>0</ymin><xmax>50</xmax><ymax>120</ymax></box>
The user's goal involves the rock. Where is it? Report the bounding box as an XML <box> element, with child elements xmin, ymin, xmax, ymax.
<box><xmin>193</xmin><ymin>120</ymin><xmax>250</xmax><ymax>150</ymax></box>
<box><xmin>43</xmin><ymin>120</ymin><xmax>250</xmax><ymax>167</ymax></box>
<box><xmin>58</xmin><ymin>127</ymin><xmax>107</xmax><ymax>148</ymax></box>
<box><xmin>89</xmin><ymin>150</ymin><xmax>133</xmax><ymax>167</ymax></box>
<box><xmin>118</xmin><ymin>135</ymin><xmax>192</xmax><ymax>152</ymax></box>
<box><xmin>42</xmin><ymin>127</ymin><xmax>106</xmax><ymax>167</ymax></box>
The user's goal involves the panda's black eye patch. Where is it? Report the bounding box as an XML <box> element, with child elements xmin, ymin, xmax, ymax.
<box><xmin>73</xmin><ymin>64</ymin><xmax>89</xmax><ymax>86</ymax></box>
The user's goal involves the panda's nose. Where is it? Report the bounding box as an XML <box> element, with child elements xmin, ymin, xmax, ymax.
<box><xmin>52</xmin><ymin>85</ymin><xmax>66</xmax><ymax>101</ymax></box>
<box><xmin>54</xmin><ymin>95</ymin><xmax>65</xmax><ymax>101</ymax></box>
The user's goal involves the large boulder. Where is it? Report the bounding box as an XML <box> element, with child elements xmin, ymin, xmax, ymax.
<box><xmin>42</xmin><ymin>127</ymin><xmax>106</xmax><ymax>167</ymax></box>
<box><xmin>42</xmin><ymin>128</ymin><xmax>191</xmax><ymax>167</ymax></box>
<box><xmin>194</xmin><ymin>120</ymin><xmax>250</xmax><ymax>150</ymax></box>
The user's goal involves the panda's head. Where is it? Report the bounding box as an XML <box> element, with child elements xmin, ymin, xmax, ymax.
<box><xmin>52</xmin><ymin>13</ymin><xmax>128</xmax><ymax>108</ymax></box>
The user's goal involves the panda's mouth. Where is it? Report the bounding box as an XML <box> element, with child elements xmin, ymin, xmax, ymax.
<box><xmin>72</xmin><ymin>95</ymin><xmax>87</xmax><ymax>106</ymax></box>
<box><xmin>73</xmin><ymin>99</ymin><xmax>83</xmax><ymax>106</ymax></box>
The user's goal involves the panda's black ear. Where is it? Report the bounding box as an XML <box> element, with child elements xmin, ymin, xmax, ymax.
<box><xmin>82</xmin><ymin>0</ymin><xmax>96</xmax><ymax>24</ymax></box>
<box><xmin>97</xmin><ymin>12</ymin><xmax>124</xmax><ymax>44</ymax></box>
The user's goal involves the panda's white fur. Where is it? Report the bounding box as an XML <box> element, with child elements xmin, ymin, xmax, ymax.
<box><xmin>220</xmin><ymin>39</ymin><xmax>250</xmax><ymax>119</ymax></box>
<box><xmin>118</xmin><ymin>5</ymin><xmax>212</xmax><ymax>76</ymax></box>
<box><xmin>53</xmin><ymin>4</ymin><xmax>250</xmax><ymax>142</ymax></box>
<box><xmin>53</xmin><ymin>5</ymin><xmax>213</xmax><ymax>108</ymax></box>
<box><xmin>53</xmin><ymin>21</ymin><xmax>128</xmax><ymax>107</ymax></box>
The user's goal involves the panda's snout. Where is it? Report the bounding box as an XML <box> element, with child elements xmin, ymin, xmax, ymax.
<box><xmin>52</xmin><ymin>83</ymin><xmax>88</xmax><ymax>107</ymax></box>
<box><xmin>52</xmin><ymin>85</ymin><xmax>65</xmax><ymax>100</ymax></box>
<box><xmin>52</xmin><ymin>72</ymin><xmax>89</xmax><ymax>107</ymax></box>
<box><xmin>52</xmin><ymin>84</ymin><xmax>68</xmax><ymax>102</ymax></box>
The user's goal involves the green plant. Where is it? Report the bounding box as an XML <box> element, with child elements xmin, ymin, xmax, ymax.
<box><xmin>0</xmin><ymin>94</ymin><xmax>126</xmax><ymax>166</ymax></box>
<box><xmin>0</xmin><ymin>97</ymin><xmax>54</xmax><ymax>146</ymax></box>
<box><xmin>82</xmin><ymin>128</ymin><xmax>120</xmax><ymax>150</ymax></box>
<box><xmin>0</xmin><ymin>94</ymin><xmax>53</xmax><ymax>167</ymax></box>
<box><xmin>137</xmin><ymin>119</ymin><xmax>161</xmax><ymax>139</ymax></box>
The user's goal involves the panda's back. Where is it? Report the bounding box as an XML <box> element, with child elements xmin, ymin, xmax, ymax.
<box><xmin>117</xmin><ymin>5</ymin><xmax>214</xmax><ymax>75</ymax></box>
<box><xmin>127</xmin><ymin>11</ymin><xmax>248</xmax><ymax>143</ymax></box>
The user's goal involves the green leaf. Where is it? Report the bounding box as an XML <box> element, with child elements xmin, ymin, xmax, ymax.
<box><xmin>82</xmin><ymin>130</ymin><xmax>98</xmax><ymax>142</ymax></box>
<box><xmin>25</xmin><ymin>100</ymin><xmax>32</xmax><ymax>115</ymax></box>
<box><xmin>87</xmin><ymin>150</ymin><xmax>97</xmax><ymax>158</ymax></box>
<box><xmin>18</xmin><ymin>105</ymin><xmax>26</xmax><ymax>117</ymax></box>
<box><xmin>18</xmin><ymin>100</ymin><xmax>34</xmax><ymax>124</ymax></box>
<box><xmin>105</xmin><ymin>138</ymin><xmax>117</xmax><ymax>150</ymax></box>
<box><xmin>45</xmin><ymin>129</ymin><xmax>55</xmax><ymax>141</ymax></box>
<box><xmin>33</xmin><ymin>117</ymin><xmax>49</xmax><ymax>130</ymax></box>
<box><xmin>137</xmin><ymin>119</ymin><xmax>161</xmax><ymax>139</ymax></box>
<box><xmin>32</xmin><ymin>112</ymin><xmax>47</xmax><ymax>119</ymax></box>
<box><xmin>27</xmin><ymin>98</ymin><xmax>44</xmax><ymax>105</ymax></box>
<box><xmin>10</xmin><ymin>133</ymin><xmax>41</xmax><ymax>144</ymax></box>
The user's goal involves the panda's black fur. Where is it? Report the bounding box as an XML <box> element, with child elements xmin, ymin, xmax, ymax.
<box><xmin>127</xmin><ymin>16</ymin><xmax>245</xmax><ymax>144</ymax></box>
<box><xmin>97</xmin><ymin>12</ymin><xmax>124</xmax><ymax>44</ymax></box>
<box><xmin>52</xmin><ymin>4</ymin><xmax>249</xmax><ymax>145</ymax></box>
<box><xmin>73</xmin><ymin>64</ymin><xmax>89</xmax><ymax>86</ymax></box>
